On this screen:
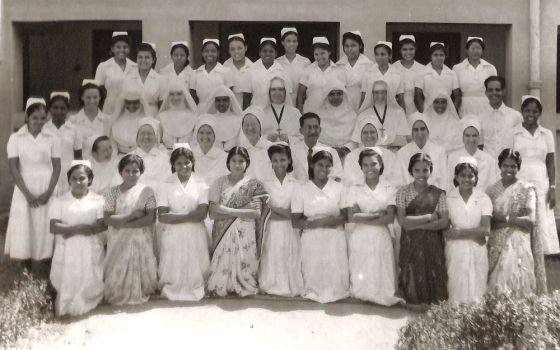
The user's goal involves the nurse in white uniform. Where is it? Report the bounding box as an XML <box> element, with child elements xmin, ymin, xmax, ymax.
<box><xmin>396</xmin><ymin>113</ymin><xmax>448</xmax><ymax>190</ymax></box>
<box><xmin>223</xmin><ymin>34</ymin><xmax>253</xmax><ymax>107</ymax></box>
<box><xmin>297</xmin><ymin>36</ymin><xmax>346</xmax><ymax>113</ymax></box>
<box><xmin>238</xmin><ymin>106</ymin><xmax>274</xmax><ymax>182</ymax></box>
<box><xmin>276</xmin><ymin>27</ymin><xmax>311</xmax><ymax>102</ymax></box>
<box><xmin>262</xmin><ymin>76</ymin><xmax>302</xmax><ymax>143</ymax></box>
<box><xmin>415</xmin><ymin>42</ymin><xmax>460</xmax><ymax>113</ymax></box>
<box><xmin>157</xmin><ymin>144</ymin><xmax>210</xmax><ymax>301</ymax></box>
<box><xmin>393</xmin><ymin>35</ymin><xmax>425</xmax><ymax>117</ymax></box>
<box><xmin>241</xmin><ymin>37</ymin><xmax>292</xmax><ymax>109</ymax></box>
<box><xmin>89</xmin><ymin>136</ymin><xmax>120</xmax><ymax>195</ymax></box>
<box><xmin>127</xmin><ymin>42</ymin><xmax>166</xmax><ymax>117</ymax></box>
<box><xmin>423</xmin><ymin>89</ymin><xmax>462</xmax><ymax>153</ymax></box>
<box><xmin>445</xmin><ymin>156</ymin><xmax>491</xmax><ymax>303</ymax></box>
<box><xmin>361</xmin><ymin>41</ymin><xmax>405</xmax><ymax>111</ymax></box>
<box><xmin>6</xmin><ymin>98</ymin><xmax>61</xmax><ymax>263</ymax></box>
<box><xmin>291</xmin><ymin>149</ymin><xmax>350</xmax><ymax>303</ymax></box>
<box><xmin>192</xmin><ymin>115</ymin><xmax>229</xmax><ymax>186</ymax></box>
<box><xmin>336</xmin><ymin>31</ymin><xmax>374</xmax><ymax>112</ymax></box>
<box><xmin>190</xmin><ymin>39</ymin><xmax>233</xmax><ymax>106</ymax></box>
<box><xmin>447</xmin><ymin>117</ymin><xmax>499</xmax><ymax>191</ymax></box>
<box><xmin>44</xmin><ymin>92</ymin><xmax>82</xmax><ymax>197</ymax></box>
<box><xmin>453</xmin><ymin>37</ymin><xmax>497</xmax><ymax>117</ymax></box>
<box><xmin>95</xmin><ymin>32</ymin><xmax>137</xmax><ymax>115</ymax></box>
<box><xmin>512</xmin><ymin>95</ymin><xmax>560</xmax><ymax>255</ymax></box>
<box><xmin>201</xmin><ymin>85</ymin><xmax>243</xmax><ymax>151</ymax></box>
<box><xmin>69</xmin><ymin>79</ymin><xmax>113</xmax><ymax>160</ymax></box>
<box><xmin>159</xmin><ymin>41</ymin><xmax>194</xmax><ymax>91</ymax></box>
<box><xmin>157</xmin><ymin>78</ymin><xmax>199</xmax><ymax>150</ymax></box>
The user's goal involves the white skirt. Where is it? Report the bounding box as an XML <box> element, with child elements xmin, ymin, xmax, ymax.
<box><xmin>349</xmin><ymin>224</ymin><xmax>403</xmax><ymax>306</ymax></box>
<box><xmin>158</xmin><ymin>222</ymin><xmax>210</xmax><ymax>301</ymax></box>
<box><xmin>258</xmin><ymin>219</ymin><xmax>304</xmax><ymax>297</ymax></box>
<box><xmin>301</xmin><ymin>227</ymin><xmax>349</xmax><ymax>303</ymax></box>
<box><xmin>445</xmin><ymin>239</ymin><xmax>488</xmax><ymax>304</ymax></box>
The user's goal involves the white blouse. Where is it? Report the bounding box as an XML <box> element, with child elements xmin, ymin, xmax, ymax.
<box><xmin>94</xmin><ymin>57</ymin><xmax>137</xmax><ymax>115</ymax></box>
<box><xmin>190</xmin><ymin>63</ymin><xmax>233</xmax><ymax>106</ymax></box>
<box><xmin>291</xmin><ymin>179</ymin><xmax>345</xmax><ymax>220</ymax></box>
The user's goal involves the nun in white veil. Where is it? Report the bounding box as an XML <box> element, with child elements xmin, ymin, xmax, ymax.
<box><xmin>191</xmin><ymin>114</ymin><xmax>229</xmax><ymax>187</ymax></box>
<box><xmin>424</xmin><ymin>89</ymin><xmax>462</xmax><ymax>154</ymax></box>
<box><xmin>238</xmin><ymin>106</ymin><xmax>275</xmax><ymax>181</ymax></box>
<box><xmin>358</xmin><ymin>80</ymin><xmax>409</xmax><ymax>150</ymax></box>
<box><xmin>201</xmin><ymin>85</ymin><xmax>243</xmax><ymax>151</ymax></box>
<box><xmin>157</xmin><ymin>78</ymin><xmax>199</xmax><ymax>150</ymax></box>
<box><xmin>262</xmin><ymin>76</ymin><xmax>302</xmax><ymax>144</ymax></box>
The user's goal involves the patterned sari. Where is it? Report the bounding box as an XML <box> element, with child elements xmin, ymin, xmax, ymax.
<box><xmin>486</xmin><ymin>180</ymin><xmax>547</xmax><ymax>296</ymax></box>
<box><xmin>207</xmin><ymin>176</ymin><xmax>269</xmax><ymax>296</ymax></box>
<box><xmin>398</xmin><ymin>184</ymin><xmax>448</xmax><ymax>304</ymax></box>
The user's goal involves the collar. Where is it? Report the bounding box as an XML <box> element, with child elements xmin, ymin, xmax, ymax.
<box><xmin>462</xmin><ymin>58</ymin><xmax>492</xmax><ymax>70</ymax></box>
<box><xmin>310</xmin><ymin>60</ymin><xmax>337</xmax><ymax>70</ymax></box>
<box><xmin>196</xmin><ymin>62</ymin><xmax>224</xmax><ymax>73</ymax></box>
<box><xmin>224</xmin><ymin>57</ymin><xmax>253</xmax><ymax>70</ymax></box>
<box><xmin>253</xmin><ymin>59</ymin><xmax>283</xmax><ymax>71</ymax></box>
<box><xmin>277</xmin><ymin>54</ymin><xmax>307</xmax><ymax>64</ymax></box>
<box><xmin>336</xmin><ymin>54</ymin><xmax>371</xmax><ymax>67</ymax></box>
<box><xmin>428</xmin><ymin>63</ymin><xmax>453</xmax><ymax>75</ymax></box>
<box><xmin>513</xmin><ymin>124</ymin><xmax>546</xmax><ymax>136</ymax></box>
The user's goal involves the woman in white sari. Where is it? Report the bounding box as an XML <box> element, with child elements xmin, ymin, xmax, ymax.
<box><xmin>157</xmin><ymin>78</ymin><xmax>199</xmax><ymax>150</ymax></box>
<box><xmin>423</xmin><ymin>89</ymin><xmax>462</xmax><ymax>154</ymax></box>
<box><xmin>201</xmin><ymin>86</ymin><xmax>243</xmax><ymax>151</ymax></box>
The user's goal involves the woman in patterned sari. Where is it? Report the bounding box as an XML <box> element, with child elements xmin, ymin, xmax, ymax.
<box><xmin>396</xmin><ymin>152</ymin><xmax>450</xmax><ymax>306</ymax></box>
<box><xmin>486</xmin><ymin>149</ymin><xmax>547</xmax><ymax>297</ymax></box>
<box><xmin>207</xmin><ymin>146</ymin><xmax>269</xmax><ymax>296</ymax></box>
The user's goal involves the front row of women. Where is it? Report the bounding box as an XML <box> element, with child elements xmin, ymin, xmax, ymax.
<box><xmin>46</xmin><ymin>138</ymin><xmax>546</xmax><ymax>316</ymax></box>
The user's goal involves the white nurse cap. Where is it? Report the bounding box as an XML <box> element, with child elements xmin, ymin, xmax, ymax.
<box><xmin>228</xmin><ymin>33</ymin><xmax>245</xmax><ymax>41</ymax></box>
<box><xmin>202</xmin><ymin>38</ymin><xmax>220</xmax><ymax>47</ymax></box>
<box><xmin>430</xmin><ymin>42</ymin><xmax>445</xmax><ymax>48</ymax></box>
<box><xmin>268</xmin><ymin>141</ymin><xmax>289</xmax><ymax>149</ymax></box>
<box><xmin>522</xmin><ymin>95</ymin><xmax>541</xmax><ymax>104</ymax></box>
<box><xmin>142</xmin><ymin>42</ymin><xmax>156</xmax><ymax>50</ymax></box>
<box><xmin>82</xmin><ymin>79</ymin><xmax>100</xmax><ymax>87</ymax></box>
<box><xmin>281</xmin><ymin>27</ymin><xmax>297</xmax><ymax>37</ymax></box>
<box><xmin>260</xmin><ymin>37</ymin><xmax>276</xmax><ymax>45</ymax></box>
<box><xmin>350</xmin><ymin>31</ymin><xmax>363</xmax><ymax>38</ymax></box>
<box><xmin>70</xmin><ymin>159</ymin><xmax>92</xmax><ymax>168</ymax></box>
<box><xmin>171</xmin><ymin>41</ymin><xmax>189</xmax><ymax>49</ymax></box>
<box><xmin>399</xmin><ymin>34</ymin><xmax>415</xmax><ymax>42</ymax></box>
<box><xmin>467</xmin><ymin>36</ymin><xmax>484</xmax><ymax>43</ymax></box>
<box><xmin>312</xmin><ymin>36</ymin><xmax>329</xmax><ymax>45</ymax></box>
<box><xmin>25</xmin><ymin>97</ymin><xmax>46</xmax><ymax>111</ymax></box>
<box><xmin>172</xmin><ymin>143</ymin><xmax>192</xmax><ymax>151</ymax></box>
<box><xmin>454</xmin><ymin>155</ymin><xmax>478</xmax><ymax>168</ymax></box>
<box><xmin>311</xmin><ymin>145</ymin><xmax>332</xmax><ymax>157</ymax></box>
<box><xmin>50</xmin><ymin>91</ymin><xmax>70</xmax><ymax>101</ymax></box>
<box><xmin>112</xmin><ymin>31</ymin><xmax>128</xmax><ymax>38</ymax></box>
<box><xmin>375</xmin><ymin>41</ymin><xmax>392</xmax><ymax>50</ymax></box>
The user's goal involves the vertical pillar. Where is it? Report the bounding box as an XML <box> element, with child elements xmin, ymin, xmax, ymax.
<box><xmin>528</xmin><ymin>0</ymin><xmax>542</xmax><ymax>96</ymax></box>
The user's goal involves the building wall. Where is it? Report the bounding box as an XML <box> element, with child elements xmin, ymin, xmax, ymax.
<box><xmin>1</xmin><ymin>0</ymin><xmax>557</xmax><ymax>199</ymax></box>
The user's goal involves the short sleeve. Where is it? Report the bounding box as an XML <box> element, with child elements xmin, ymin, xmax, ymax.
<box><xmin>479</xmin><ymin>193</ymin><xmax>493</xmax><ymax>217</ymax></box>
<box><xmin>451</xmin><ymin>72</ymin><xmax>460</xmax><ymax>90</ymax></box>
<box><xmin>290</xmin><ymin>184</ymin><xmax>304</xmax><ymax>213</ymax></box>
<box><xmin>395</xmin><ymin>75</ymin><xmax>405</xmax><ymax>95</ymax></box>
<box><xmin>103</xmin><ymin>187</ymin><xmax>118</xmax><ymax>212</ymax></box>
<box><xmin>545</xmin><ymin>130</ymin><xmax>555</xmax><ymax>153</ymax></box>
<box><xmin>208</xmin><ymin>177</ymin><xmax>223</xmax><ymax>204</ymax></box>
<box><xmin>94</xmin><ymin>63</ymin><xmax>107</xmax><ymax>85</ymax></box>
<box><xmin>395</xmin><ymin>186</ymin><xmax>407</xmax><ymax>209</ymax></box>
<box><xmin>490</xmin><ymin>65</ymin><xmax>498</xmax><ymax>76</ymax></box>
<box><xmin>223</xmin><ymin>69</ymin><xmax>234</xmax><ymax>88</ymax></box>
<box><xmin>51</xmin><ymin>137</ymin><xmax>62</xmax><ymax>158</ymax></box>
<box><xmin>435</xmin><ymin>192</ymin><xmax>448</xmax><ymax>214</ymax></box>
<box><xmin>414</xmin><ymin>73</ymin><xmax>424</xmax><ymax>90</ymax></box>
<box><xmin>7</xmin><ymin>134</ymin><xmax>18</xmax><ymax>158</ymax></box>
<box><xmin>189</xmin><ymin>72</ymin><xmax>198</xmax><ymax>90</ymax></box>
<box><xmin>48</xmin><ymin>197</ymin><xmax>62</xmax><ymax>221</ymax></box>
<box><xmin>155</xmin><ymin>183</ymin><xmax>169</xmax><ymax>208</ymax></box>
<box><xmin>386</xmin><ymin>186</ymin><xmax>397</xmax><ymax>207</ymax></box>
<box><xmin>238</xmin><ymin>70</ymin><xmax>252</xmax><ymax>93</ymax></box>
<box><xmin>299</xmin><ymin>67</ymin><xmax>310</xmax><ymax>87</ymax></box>
<box><xmin>198</xmin><ymin>182</ymin><xmax>210</xmax><ymax>205</ymax></box>
<box><xmin>361</xmin><ymin>75</ymin><xmax>370</xmax><ymax>93</ymax></box>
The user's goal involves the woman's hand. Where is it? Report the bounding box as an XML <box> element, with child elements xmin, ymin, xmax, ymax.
<box><xmin>547</xmin><ymin>187</ymin><xmax>556</xmax><ymax>209</ymax></box>
<box><xmin>429</xmin><ymin>212</ymin><xmax>439</xmax><ymax>222</ymax></box>
<box><xmin>445</xmin><ymin>227</ymin><xmax>460</xmax><ymax>239</ymax></box>
<box><xmin>37</xmin><ymin>191</ymin><xmax>52</xmax><ymax>206</ymax></box>
<box><xmin>25</xmin><ymin>193</ymin><xmax>39</xmax><ymax>208</ymax></box>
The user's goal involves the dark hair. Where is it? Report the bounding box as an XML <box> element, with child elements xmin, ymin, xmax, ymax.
<box><xmin>312</xmin><ymin>43</ymin><xmax>331</xmax><ymax>52</ymax></box>
<box><xmin>67</xmin><ymin>164</ymin><xmax>94</xmax><ymax>186</ymax></box>
<box><xmin>358</xmin><ymin>148</ymin><xmax>384</xmax><ymax>175</ymax></box>
<box><xmin>92</xmin><ymin>135</ymin><xmax>111</xmax><ymax>154</ymax></box>
<box><xmin>137</xmin><ymin>42</ymin><xmax>157</xmax><ymax>69</ymax></box>
<box><xmin>47</xmin><ymin>95</ymin><xmax>70</xmax><ymax>111</ymax></box>
<box><xmin>408</xmin><ymin>152</ymin><xmax>433</xmax><ymax>176</ymax></box>
<box><xmin>429</xmin><ymin>43</ymin><xmax>447</xmax><ymax>57</ymax></box>
<box><xmin>399</xmin><ymin>38</ymin><xmax>416</xmax><ymax>50</ymax></box>
<box><xmin>453</xmin><ymin>163</ymin><xmax>479</xmax><ymax>187</ymax></box>
<box><xmin>267</xmin><ymin>143</ymin><xmax>294</xmax><ymax>173</ymax></box>
<box><xmin>484</xmin><ymin>75</ymin><xmax>506</xmax><ymax>90</ymax></box>
<box><xmin>25</xmin><ymin>102</ymin><xmax>46</xmax><ymax>119</ymax></box>
<box><xmin>299</xmin><ymin>112</ymin><xmax>321</xmax><ymax>127</ymax></box>
<box><xmin>170</xmin><ymin>147</ymin><xmax>195</xmax><ymax>173</ymax></box>
<box><xmin>498</xmin><ymin>148</ymin><xmax>522</xmax><ymax>169</ymax></box>
<box><xmin>111</xmin><ymin>34</ymin><xmax>131</xmax><ymax>47</ymax></box>
<box><xmin>521</xmin><ymin>97</ymin><xmax>543</xmax><ymax>114</ymax></box>
<box><xmin>374</xmin><ymin>44</ymin><xmax>392</xmax><ymax>56</ymax></box>
<box><xmin>466</xmin><ymin>38</ymin><xmax>485</xmax><ymax>50</ymax></box>
<box><xmin>308</xmin><ymin>150</ymin><xmax>333</xmax><ymax>180</ymax></box>
<box><xmin>281</xmin><ymin>30</ymin><xmax>298</xmax><ymax>41</ymax></box>
<box><xmin>342</xmin><ymin>32</ymin><xmax>364</xmax><ymax>54</ymax></box>
<box><xmin>170</xmin><ymin>44</ymin><xmax>190</xmax><ymax>68</ymax></box>
<box><xmin>78</xmin><ymin>83</ymin><xmax>107</xmax><ymax>109</ymax></box>
<box><xmin>226</xmin><ymin>146</ymin><xmax>250</xmax><ymax>172</ymax></box>
<box><xmin>259</xmin><ymin>40</ymin><xmax>277</xmax><ymax>53</ymax></box>
<box><xmin>118</xmin><ymin>154</ymin><xmax>145</xmax><ymax>174</ymax></box>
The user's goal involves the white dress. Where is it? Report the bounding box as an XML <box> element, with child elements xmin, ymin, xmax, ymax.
<box><xmin>291</xmin><ymin>179</ymin><xmax>349</xmax><ymax>303</ymax></box>
<box><xmin>223</xmin><ymin>57</ymin><xmax>253</xmax><ymax>107</ymax></box>
<box><xmin>415</xmin><ymin>64</ymin><xmax>459</xmax><ymax>111</ymax></box>
<box><xmin>336</xmin><ymin>54</ymin><xmax>375</xmax><ymax>111</ymax></box>
<box><xmin>190</xmin><ymin>63</ymin><xmax>233</xmax><ymax>106</ymax></box>
<box><xmin>445</xmin><ymin>188</ymin><xmax>491</xmax><ymax>303</ymax></box>
<box><xmin>452</xmin><ymin>58</ymin><xmax>497</xmax><ymax>117</ymax></box>
<box><xmin>95</xmin><ymin>57</ymin><xmax>138</xmax><ymax>115</ymax></box>
<box><xmin>157</xmin><ymin>174</ymin><xmax>210</xmax><ymax>301</ymax></box>
<box><xmin>127</xmin><ymin>69</ymin><xmax>166</xmax><ymax>117</ymax></box>
<box><xmin>44</xmin><ymin>120</ymin><xmax>82</xmax><ymax>196</ymax></box>
<box><xmin>49</xmin><ymin>191</ymin><xmax>105</xmax><ymax>316</ymax></box>
<box><xmin>343</xmin><ymin>146</ymin><xmax>398</xmax><ymax>187</ymax></box>
<box><xmin>68</xmin><ymin>109</ymin><xmax>113</xmax><ymax>160</ymax></box>
<box><xmin>276</xmin><ymin>54</ymin><xmax>311</xmax><ymax>101</ymax></box>
<box><xmin>513</xmin><ymin>125</ymin><xmax>560</xmax><ymax>255</ymax></box>
<box><xmin>344</xmin><ymin>181</ymin><xmax>402</xmax><ymax>305</ymax></box>
<box><xmin>5</xmin><ymin>125</ymin><xmax>60</xmax><ymax>260</ymax></box>
<box><xmin>259</xmin><ymin>174</ymin><xmax>304</xmax><ymax>297</ymax></box>
<box><xmin>159</xmin><ymin>63</ymin><xmax>193</xmax><ymax>92</ymax></box>
<box><xmin>300</xmin><ymin>61</ymin><xmax>346</xmax><ymax>113</ymax></box>
<box><xmin>393</xmin><ymin>60</ymin><xmax>425</xmax><ymax>116</ymax></box>
<box><xmin>240</xmin><ymin>59</ymin><xmax>292</xmax><ymax>108</ymax></box>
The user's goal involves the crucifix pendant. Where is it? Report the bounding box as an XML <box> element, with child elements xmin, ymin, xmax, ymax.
<box><xmin>379</xmin><ymin>127</ymin><xmax>386</xmax><ymax>138</ymax></box>
<box><xmin>221</xmin><ymin>140</ymin><xmax>226</xmax><ymax>150</ymax></box>
<box><xmin>276</xmin><ymin>127</ymin><xmax>282</xmax><ymax>136</ymax></box>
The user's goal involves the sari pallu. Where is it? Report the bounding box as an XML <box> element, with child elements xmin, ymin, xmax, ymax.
<box><xmin>399</xmin><ymin>185</ymin><xmax>448</xmax><ymax>304</ymax></box>
<box><xmin>486</xmin><ymin>180</ymin><xmax>547</xmax><ymax>296</ymax></box>
<box><xmin>207</xmin><ymin>177</ymin><xmax>269</xmax><ymax>296</ymax></box>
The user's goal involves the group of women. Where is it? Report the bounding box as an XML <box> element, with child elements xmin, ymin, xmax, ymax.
<box><xmin>4</xmin><ymin>28</ymin><xmax>558</xmax><ymax>317</ymax></box>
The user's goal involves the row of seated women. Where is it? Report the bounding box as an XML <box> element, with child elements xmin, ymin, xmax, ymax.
<box><xmin>4</xmin><ymin>95</ymin><xmax>551</xmax><ymax>317</ymax></box>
